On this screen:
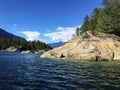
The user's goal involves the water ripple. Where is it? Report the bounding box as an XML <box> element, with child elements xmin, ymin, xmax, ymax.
<box><xmin>0</xmin><ymin>52</ymin><xmax>120</xmax><ymax>90</ymax></box>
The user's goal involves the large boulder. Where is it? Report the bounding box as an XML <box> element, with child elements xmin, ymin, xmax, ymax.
<box><xmin>41</xmin><ymin>31</ymin><xmax>120</xmax><ymax>61</ymax></box>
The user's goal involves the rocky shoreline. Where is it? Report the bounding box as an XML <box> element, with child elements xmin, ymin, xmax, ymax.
<box><xmin>41</xmin><ymin>31</ymin><xmax>120</xmax><ymax>61</ymax></box>
<box><xmin>1</xmin><ymin>47</ymin><xmax>46</xmax><ymax>54</ymax></box>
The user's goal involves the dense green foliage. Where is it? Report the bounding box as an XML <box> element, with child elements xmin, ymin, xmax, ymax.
<box><xmin>0</xmin><ymin>38</ymin><xmax>52</xmax><ymax>51</ymax></box>
<box><xmin>76</xmin><ymin>0</ymin><xmax>120</xmax><ymax>36</ymax></box>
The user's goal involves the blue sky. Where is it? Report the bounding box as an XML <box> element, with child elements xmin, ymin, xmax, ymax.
<box><xmin>0</xmin><ymin>0</ymin><xmax>103</xmax><ymax>43</ymax></box>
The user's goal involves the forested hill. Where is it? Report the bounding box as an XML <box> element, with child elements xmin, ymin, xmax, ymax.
<box><xmin>0</xmin><ymin>28</ymin><xmax>25</xmax><ymax>40</ymax></box>
<box><xmin>76</xmin><ymin>0</ymin><xmax>120</xmax><ymax>36</ymax></box>
<box><xmin>0</xmin><ymin>28</ymin><xmax>52</xmax><ymax>51</ymax></box>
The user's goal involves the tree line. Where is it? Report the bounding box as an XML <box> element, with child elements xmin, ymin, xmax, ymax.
<box><xmin>76</xmin><ymin>0</ymin><xmax>120</xmax><ymax>36</ymax></box>
<box><xmin>0</xmin><ymin>38</ymin><xmax>52</xmax><ymax>51</ymax></box>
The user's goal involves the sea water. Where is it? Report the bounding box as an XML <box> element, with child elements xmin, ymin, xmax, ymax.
<box><xmin>0</xmin><ymin>51</ymin><xmax>120</xmax><ymax>90</ymax></box>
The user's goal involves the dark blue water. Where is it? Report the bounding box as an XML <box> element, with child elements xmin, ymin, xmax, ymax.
<box><xmin>0</xmin><ymin>52</ymin><xmax>120</xmax><ymax>90</ymax></box>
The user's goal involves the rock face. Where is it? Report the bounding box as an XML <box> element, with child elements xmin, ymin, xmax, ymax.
<box><xmin>5</xmin><ymin>47</ymin><xmax>18</xmax><ymax>52</ymax></box>
<box><xmin>41</xmin><ymin>31</ymin><xmax>120</xmax><ymax>61</ymax></box>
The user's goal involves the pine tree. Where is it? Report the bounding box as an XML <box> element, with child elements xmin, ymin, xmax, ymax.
<box><xmin>96</xmin><ymin>0</ymin><xmax>120</xmax><ymax>35</ymax></box>
<box><xmin>76</xmin><ymin>28</ymin><xmax>81</xmax><ymax>35</ymax></box>
<box><xmin>80</xmin><ymin>15</ymin><xmax>89</xmax><ymax>33</ymax></box>
<box><xmin>76</xmin><ymin>0</ymin><xmax>120</xmax><ymax>36</ymax></box>
<box><xmin>89</xmin><ymin>8</ymin><xmax>100</xmax><ymax>30</ymax></box>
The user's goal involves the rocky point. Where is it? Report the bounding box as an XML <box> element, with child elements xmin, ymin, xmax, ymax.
<box><xmin>41</xmin><ymin>31</ymin><xmax>120</xmax><ymax>61</ymax></box>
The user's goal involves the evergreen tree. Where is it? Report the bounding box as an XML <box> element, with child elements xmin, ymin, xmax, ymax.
<box><xmin>76</xmin><ymin>28</ymin><xmax>81</xmax><ymax>35</ymax></box>
<box><xmin>96</xmin><ymin>0</ymin><xmax>120</xmax><ymax>35</ymax></box>
<box><xmin>80</xmin><ymin>15</ymin><xmax>89</xmax><ymax>33</ymax></box>
<box><xmin>0</xmin><ymin>38</ymin><xmax>52</xmax><ymax>51</ymax></box>
<box><xmin>102</xmin><ymin>0</ymin><xmax>110</xmax><ymax>6</ymax></box>
<box><xmin>89</xmin><ymin>8</ymin><xmax>100</xmax><ymax>30</ymax></box>
<box><xmin>76</xmin><ymin>0</ymin><xmax>120</xmax><ymax>36</ymax></box>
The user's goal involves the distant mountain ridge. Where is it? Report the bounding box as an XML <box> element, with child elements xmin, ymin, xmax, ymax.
<box><xmin>48</xmin><ymin>41</ymin><xmax>66</xmax><ymax>48</ymax></box>
<box><xmin>0</xmin><ymin>28</ymin><xmax>25</xmax><ymax>40</ymax></box>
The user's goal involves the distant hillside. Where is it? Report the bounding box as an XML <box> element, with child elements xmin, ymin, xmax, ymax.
<box><xmin>0</xmin><ymin>28</ymin><xmax>25</xmax><ymax>40</ymax></box>
<box><xmin>48</xmin><ymin>41</ymin><xmax>66</xmax><ymax>48</ymax></box>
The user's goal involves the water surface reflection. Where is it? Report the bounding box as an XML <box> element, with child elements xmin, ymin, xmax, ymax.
<box><xmin>0</xmin><ymin>52</ymin><xmax>120</xmax><ymax>90</ymax></box>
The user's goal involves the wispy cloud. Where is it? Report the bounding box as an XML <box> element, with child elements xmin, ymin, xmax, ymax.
<box><xmin>19</xmin><ymin>31</ymin><xmax>40</xmax><ymax>41</ymax></box>
<box><xmin>12</xmin><ymin>24</ymin><xmax>17</xmax><ymax>30</ymax></box>
<box><xmin>44</xmin><ymin>25</ymin><xmax>81</xmax><ymax>42</ymax></box>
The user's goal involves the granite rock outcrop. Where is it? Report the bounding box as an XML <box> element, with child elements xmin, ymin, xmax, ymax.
<box><xmin>41</xmin><ymin>31</ymin><xmax>120</xmax><ymax>61</ymax></box>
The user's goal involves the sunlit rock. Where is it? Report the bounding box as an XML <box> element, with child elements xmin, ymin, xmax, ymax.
<box><xmin>41</xmin><ymin>31</ymin><xmax>120</xmax><ymax>61</ymax></box>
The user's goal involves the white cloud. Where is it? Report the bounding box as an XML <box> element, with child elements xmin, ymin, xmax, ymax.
<box><xmin>12</xmin><ymin>24</ymin><xmax>17</xmax><ymax>30</ymax></box>
<box><xmin>20</xmin><ymin>31</ymin><xmax>40</xmax><ymax>41</ymax></box>
<box><xmin>44</xmin><ymin>25</ymin><xmax>81</xmax><ymax>42</ymax></box>
<box><xmin>56</xmin><ymin>27</ymin><xmax>65</xmax><ymax>31</ymax></box>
